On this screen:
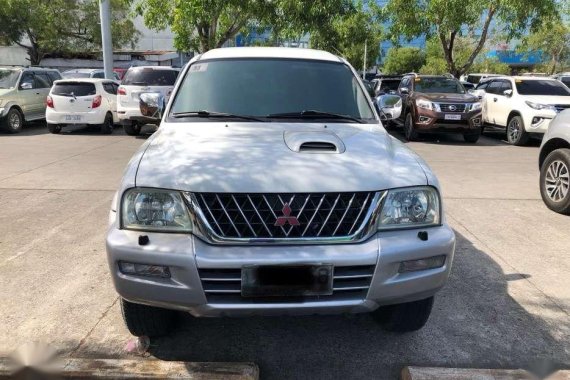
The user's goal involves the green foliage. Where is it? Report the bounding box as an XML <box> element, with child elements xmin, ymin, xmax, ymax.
<box><xmin>383</xmin><ymin>0</ymin><xmax>558</xmax><ymax>77</ymax></box>
<box><xmin>309</xmin><ymin>0</ymin><xmax>382</xmax><ymax>70</ymax></box>
<box><xmin>470</xmin><ymin>58</ymin><xmax>511</xmax><ymax>75</ymax></box>
<box><xmin>0</xmin><ymin>0</ymin><xmax>138</xmax><ymax>65</ymax></box>
<box><xmin>382</xmin><ymin>47</ymin><xmax>425</xmax><ymax>74</ymax></box>
<box><xmin>518</xmin><ymin>18</ymin><xmax>570</xmax><ymax>74</ymax></box>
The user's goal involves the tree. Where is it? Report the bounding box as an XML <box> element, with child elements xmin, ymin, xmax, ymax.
<box><xmin>383</xmin><ymin>0</ymin><xmax>558</xmax><ymax>77</ymax></box>
<box><xmin>0</xmin><ymin>0</ymin><xmax>138</xmax><ymax>65</ymax></box>
<box><xmin>135</xmin><ymin>0</ymin><xmax>355</xmax><ymax>54</ymax></box>
<box><xmin>518</xmin><ymin>19</ymin><xmax>570</xmax><ymax>74</ymax></box>
<box><xmin>382</xmin><ymin>47</ymin><xmax>425</xmax><ymax>74</ymax></box>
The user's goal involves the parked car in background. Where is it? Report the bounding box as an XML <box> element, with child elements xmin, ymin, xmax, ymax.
<box><xmin>107</xmin><ymin>47</ymin><xmax>455</xmax><ymax>338</ymax></box>
<box><xmin>62</xmin><ymin>69</ymin><xmax>120</xmax><ymax>81</ymax></box>
<box><xmin>552</xmin><ymin>73</ymin><xmax>570</xmax><ymax>88</ymax></box>
<box><xmin>0</xmin><ymin>66</ymin><xmax>61</xmax><ymax>133</ymax></box>
<box><xmin>473</xmin><ymin>76</ymin><xmax>570</xmax><ymax>145</ymax></box>
<box><xmin>460</xmin><ymin>81</ymin><xmax>475</xmax><ymax>90</ymax></box>
<box><xmin>373</xmin><ymin>75</ymin><xmax>403</xmax><ymax>96</ymax></box>
<box><xmin>46</xmin><ymin>78</ymin><xmax>119</xmax><ymax>134</ymax></box>
<box><xmin>117</xmin><ymin>66</ymin><xmax>180</xmax><ymax>136</ymax></box>
<box><xmin>538</xmin><ymin>110</ymin><xmax>570</xmax><ymax>214</ymax></box>
<box><xmin>397</xmin><ymin>73</ymin><xmax>482</xmax><ymax>143</ymax></box>
<box><xmin>462</xmin><ymin>73</ymin><xmax>501</xmax><ymax>85</ymax></box>
<box><xmin>362</xmin><ymin>79</ymin><xmax>376</xmax><ymax>97</ymax></box>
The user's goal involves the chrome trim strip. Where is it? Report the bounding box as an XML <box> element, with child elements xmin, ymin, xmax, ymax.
<box><xmin>333</xmin><ymin>286</ymin><xmax>369</xmax><ymax>291</ymax></box>
<box><xmin>231</xmin><ymin>195</ymin><xmax>257</xmax><ymax>237</ymax></box>
<box><xmin>301</xmin><ymin>193</ymin><xmax>326</xmax><ymax>237</ymax></box>
<box><xmin>317</xmin><ymin>193</ymin><xmax>340</xmax><ymax>236</ymax></box>
<box><xmin>348</xmin><ymin>193</ymin><xmax>371</xmax><ymax>235</ymax></box>
<box><xmin>184</xmin><ymin>191</ymin><xmax>386</xmax><ymax>246</ymax></box>
<box><xmin>215</xmin><ymin>194</ymin><xmax>241</xmax><ymax>237</ymax></box>
<box><xmin>247</xmin><ymin>195</ymin><xmax>273</xmax><ymax>237</ymax></box>
<box><xmin>333</xmin><ymin>274</ymin><xmax>373</xmax><ymax>279</ymax></box>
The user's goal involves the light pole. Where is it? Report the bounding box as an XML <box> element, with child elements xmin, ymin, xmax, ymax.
<box><xmin>362</xmin><ymin>39</ymin><xmax>367</xmax><ymax>80</ymax></box>
<box><xmin>99</xmin><ymin>0</ymin><xmax>113</xmax><ymax>79</ymax></box>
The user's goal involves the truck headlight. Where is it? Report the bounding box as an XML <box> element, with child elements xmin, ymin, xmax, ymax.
<box><xmin>378</xmin><ymin>187</ymin><xmax>441</xmax><ymax>230</ymax></box>
<box><xmin>121</xmin><ymin>188</ymin><xmax>192</xmax><ymax>232</ymax></box>
<box><xmin>416</xmin><ymin>99</ymin><xmax>433</xmax><ymax>110</ymax></box>
<box><xmin>469</xmin><ymin>102</ymin><xmax>482</xmax><ymax>111</ymax></box>
<box><xmin>525</xmin><ymin>101</ymin><xmax>556</xmax><ymax>112</ymax></box>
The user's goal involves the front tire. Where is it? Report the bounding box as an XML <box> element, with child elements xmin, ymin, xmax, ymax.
<box><xmin>506</xmin><ymin>115</ymin><xmax>529</xmax><ymax>146</ymax></box>
<box><xmin>404</xmin><ymin>113</ymin><xmax>418</xmax><ymax>141</ymax></box>
<box><xmin>100</xmin><ymin>113</ymin><xmax>113</xmax><ymax>135</ymax></box>
<box><xmin>372</xmin><ymin>296</ymin><xmax>434</xmax><ymax>332</ymax></box>
<box><xmin>124</xmin><ymin>122</ymin><xmax>141</xmax><ymax>136</ymax></box>
<box><xmin>47</xmin><ymin>123</ymin><xmax>62</xmax><ymax>134</ymax></box>
<box><xmin>2</xmin><ymin>108</ymin><xmax>24</xmax><ymax>133</ymax></box>
<box><xmin>121</xmin><ymin>298</ymin><xmax>177</xmax><ymax>337</ymax></box>
<box><xmin>540</xmin><ymin>148</ymin><xmax>570</xmax><ymax>214</ymax></box>
<box><xmin>463</xmin><ymin>129</ymin><xmax>481</xmax><ymax>143</ymax></box>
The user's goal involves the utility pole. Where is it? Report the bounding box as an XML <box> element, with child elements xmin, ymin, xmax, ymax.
<box><xmin>362</xmin><ymin>39</ymin><xmax>367</xmax><ymax>80</ymax></box>
<box><xmin>99</xmin><ymin>0</ymin><xmax>113</xmax><ymax>79</ymax></box>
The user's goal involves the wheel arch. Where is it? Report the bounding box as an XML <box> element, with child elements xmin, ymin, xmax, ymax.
<box><xmin>539</xmin><ymin>138</ymin><xmax>570</xmax><ymax>169</ymax></box>
<box><xmin>507</xmin><ymin>111</ymin><xmax>522</xmax><ymax>126</ymax></box>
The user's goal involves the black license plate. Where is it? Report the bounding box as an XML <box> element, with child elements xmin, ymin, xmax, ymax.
<box><xmin>241</xmin><ymin>265</ymin><xmax>333</xmax><ymax>297</ymax></box>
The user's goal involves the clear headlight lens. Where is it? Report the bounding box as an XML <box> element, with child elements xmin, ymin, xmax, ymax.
<box><xmin>525</xmin><ymin>101</ymin><xmax>556</xmax><ymax>112</ymax></box>
<box><xmin>378</xmin><ymin>187</ymin><xmax>441</xmax><ymax>230</ymax></box>
<box><xmin>470</xmin><ymin>102</ymin><xmax>482</xmax><ymax>111</ymax></box>
<box><xmin>416</xmin><ymin>98</ymin><xmax>433</xmax><ymax>110</ymax></box>
<box><xmin>121</xmin><ymin>188</ymin><xmax>192</xmax><ymax>232</ymax></box>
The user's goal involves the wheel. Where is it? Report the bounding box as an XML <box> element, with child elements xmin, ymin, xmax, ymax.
<box><xmin>2</xmin><ymin>108</ymin><xmax>24</xmax><ymax>133</ymax></box>
<box><xmin>540</xmin><ymin>148</ymin><xmax>570</xmax><ymax>214</ymax></box>
<box><xmin>404</xmin><ymin>113</ymin><xmax>418</xmax><ymax>141</ymax></box>
<box><xmin>124</xmin><ymin>122</ymin><xmax>141</xmax><ymax>136</ymax></box>
<box><xmin>120</xmin><ymin>298</ymin><xmax>177</xmax><ymax>337</ymax></box>
<box><xmin>47</xmin><ymin>123</ymin><xmax>62</xmax><ymax>134</ymax></box>
<box><xmin>100</xmin><ymin>113</ymin><xmax>113</xmax><ymax>135</ymax></box>
<box><xmin>372</xmin><ymin>296</ymin><xmax>434</xmax><ymax>332</ymax></box>
<box><xmin>463</xmin><ymin>129</ymin><xmax>481</xmax><ymax>143</ymax></box>
<box><xmin>506</xmin><ymin>115</ymin><xmax>529</xmax><ymax>146</ymax></box>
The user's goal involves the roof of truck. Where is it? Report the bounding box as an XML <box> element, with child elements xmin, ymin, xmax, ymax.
<box><xmin>197</xmin><ymin>47</ymin><xmax>342</xmax><ymax>63</ymax></box>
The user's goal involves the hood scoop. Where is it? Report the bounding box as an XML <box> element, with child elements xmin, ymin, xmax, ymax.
<box><xmin>284</xmin><ymin>131</ymin><xmax>346</xmax><ymax>154</ymax></box>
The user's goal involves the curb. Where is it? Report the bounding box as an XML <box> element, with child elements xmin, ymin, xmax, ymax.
<box><xmin>0</xmin><ymin>358</ymin><xmax>259</xmax><ymax>379</ymax></box>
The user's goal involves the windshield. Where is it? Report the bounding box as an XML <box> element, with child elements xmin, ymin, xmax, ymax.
<box><xmin>560</xmin><ymin>77</ymin><xmax>570</xmax><ymax>87</ymax></box>
<box><xmin>515</xmin><ymin>80</ymin><xmax>570</xmax><ymax>96</ymax></box>
<box><xmin>0</xmin><ymin>69</ymin><xmax>20</xmax><ymax>89</ymax></box>
<box><xmin>123</xmin><ymin>68</ymin><xmax>179</xmax><ymax>86</ymax></box>
<box><xmin>415</xmin><ymin>78</ymin><xmax>465</xmax><ymax>94</ymax></box>
<box><xmin>170</xmin><ymin>58</ymin><xmax>375</xmax><ymax>121</ymax></box>
<box><xmin>52</xmin><ymin>82</ymin><xmax>96</xmax><ymax>96</ymax></box>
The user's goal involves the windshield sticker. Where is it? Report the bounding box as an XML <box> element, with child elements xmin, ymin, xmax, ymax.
<box><xmin>190</xmin><ymin>63</ymin><xmax>208</xmax><ymax>73</ymax></box>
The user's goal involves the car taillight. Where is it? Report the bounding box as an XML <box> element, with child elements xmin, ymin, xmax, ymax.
<box><xmin>46</xmin><ymin>95</ymin><xmax>54</xmax><ymax>108</ymax></box>
<box><xmin>92</xmin><ymin>95</ymin><xmax>102</xmax><ymax>108</ymax></box>
<box><xmin>118</xmin><ymin>86</ymin><xmax>127</xmax><ymax>95</ymax></box>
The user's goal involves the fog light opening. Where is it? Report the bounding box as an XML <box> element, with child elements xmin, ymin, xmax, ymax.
<box><xmin>119</xmin><ymin>261</ymin><xmax>171</xmax><ymax>278</ymax></box>
<box><xmin>531</xmin><ymin>117</ymin><xmax>544</xmax><ymax>127</ymax></box>
<box><xmin>418</xmin><ymin>116</ymin><xmax>430</xmax><ymax>123</ymax></box>
<box><xmin>472</xmin><ymin>118</ymin><xmax>481</xmax><ymax>126</ymax></box>
<box><xmin>398</xmin><ymin>255</ymin><xmax>446</xmax><ymax>273</ymax></box>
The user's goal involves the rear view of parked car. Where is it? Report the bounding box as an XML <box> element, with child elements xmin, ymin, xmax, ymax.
<box><xmin>0</xmin><ymin>67</ymin><xmax>61</xmax><ymax>133</ymax></box>
<box><xmin>46</xmin><ymin>79</ymin><xmax>119</xmax><ymax>134</ymax></box>
<box><xmin>117</xmin><ymin>66</ymin><xmax>180</xmax><ymax>136</ymax></box>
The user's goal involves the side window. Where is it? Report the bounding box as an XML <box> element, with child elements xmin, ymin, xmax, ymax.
<box><xmin>399</xmin><ymin>77</ymin><xmax>410</xmax><ymax>92</ymax></box>
<box><xmin>501</xmin><ymin>80</ymin><xmax>512</xmax><ymax>92</ymax></box>
<box><xmin>486</xmin><ymin>81</ymin><xmax>502</xmax><ymax>95</ymax></box>
<box><xmin>476</xmin><ymin>81</ymin><xmax>489</xmax><ymax>90</ymax></box>
<box><xmin>93</xmin><ymin>72</ymin><xmax>105</xmax><ymax>79</ymax></box>
<box><xmin>103</xmin><ymin>83</ymin><xmax>117</xmax><ymax>95</ymax></box>
<box><xmin>34</xmin><ymin>73</ymin><xmax>51</xmax><ymax>88</ymax></box>
<box><xmin>48</xmin><ymin>71</ymin><xmax>61</xmax><ymax>82</ymax></box>
<box><xmin>19</xmin><ymin>73</ymin><xmax>35</xmax><ymax>90</ymax></box>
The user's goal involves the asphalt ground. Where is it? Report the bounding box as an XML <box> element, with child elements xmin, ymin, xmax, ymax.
<box><xmin>0</xmin><ymin>122</ymin><xmax>568</xmax><ymax>379</ymax></box>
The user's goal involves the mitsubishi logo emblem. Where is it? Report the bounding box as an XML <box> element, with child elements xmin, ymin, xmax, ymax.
<box><xmin>274</xmin><ymin>203</ymin><xmax>300</xmax><ymax>227</ymax></box>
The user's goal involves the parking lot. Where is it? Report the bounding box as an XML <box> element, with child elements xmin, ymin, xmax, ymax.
<box><xmin>1</xmin><ymin>123</ymin><xmax>569</xmax><ymax>379</ymax></box>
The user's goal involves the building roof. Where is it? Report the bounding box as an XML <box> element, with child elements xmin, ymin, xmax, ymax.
<box><xmin>198</xmin><ymin>47</ymin><xmax>342</xmax><ymax>63</ymax></box>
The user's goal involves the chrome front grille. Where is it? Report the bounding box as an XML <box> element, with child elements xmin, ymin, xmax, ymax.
<box><xmin>199</xmin><ymin>265</ymin><xmax>375</xmax><ymax>303</ymax></box>
<box><xmin>439</xmin><ymin>103</ymin><xmax>467</xmax><ymax>112</ymax></box>
<box><xmin>189</xmin><ymin>192</ymin><xmax>381</xmax><ymax>243</ymax></box>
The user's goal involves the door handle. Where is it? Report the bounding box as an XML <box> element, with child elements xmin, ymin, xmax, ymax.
<box><xmin>36</xmin><ymin>92</ymin><xmax>40</xmax><ymax>95</ymax></box>
<box><xmin>493</xmin><ymin>97</ymin><xmax>498</xmax><ymax>102</ymax></box>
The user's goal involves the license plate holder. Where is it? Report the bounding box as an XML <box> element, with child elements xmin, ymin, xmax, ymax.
<box><xmin>444</xmin><ymin>114</ymin><xmax>462</xmax><ymax>121</ymax></box>
<box><xmin>241</xmin><ymin>264</ymin><xmax>333</xmax><ymax>297</ymax></box>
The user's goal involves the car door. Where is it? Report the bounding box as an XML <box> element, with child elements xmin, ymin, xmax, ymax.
<box><xmin>483</xmin><ymin>81</ymin><xmax>503</xmax><ymax>125</ymax></box>
<box><xmin>17</xmin><ymin>72</ymin><xmax>42</xmax><ymax>119</ymax></box>
<box><xmin>486</xmin><ymin>80</ymin><xmax>511</xmax><ymax>126</ymax></box>
<box><xmin>33</xmin><ymin>73</ymin><xmax>53</xmax><ymax>119</ymax></box>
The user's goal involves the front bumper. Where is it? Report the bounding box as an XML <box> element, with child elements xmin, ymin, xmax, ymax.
<box><xmin>522</xmin><ymin>111</ymin><xmax>557</xmax><ymax>134</ymax></box>
<box><xmin>414</xmin><ymin>108</ymin><xmax>482</xmax><ymax>133</ymax></box>
<box><xmin>106</xmin><ymin>223</ymin><xmax>456</xmax><ymax>317</ymax></box>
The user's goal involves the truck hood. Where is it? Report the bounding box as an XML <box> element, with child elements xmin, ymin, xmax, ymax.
<box><xmin>418</xmin><ymin>92</ymin><xmax>478</xmax><ymax>103</ymax></box>
<box><xmin>0</xmin><ymin>88</ymin><xmax>14</xmax><ymax>99</ymax></box>
<box><xmin>135</xmin><ymin>122</ymin><xmax>429</xmax><ymax>193</ymax></box>
<box><xmin>522</xmin><ymin>95</ymin><xmax>570</xmax><ymax>105</ymax></box>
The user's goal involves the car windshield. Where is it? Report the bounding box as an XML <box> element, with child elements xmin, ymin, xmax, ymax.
<box><xmin>415</xmin><ymin>78</ymin><xmax>465</xmax><ymax>94</ymax></box>
<box><xmin>122</xmin><ymin>68</ymin><xmax>179</xmax><ymax>86</ymax></box>
<box><xmin>560</xmin><ymin>77</ymin><xmax>570</xmax><ymax>87</ymax></box>
<box><xmin>0</xmin><ymin>69</ymin><xmax>20</xmax><ymax>89</ymax></box>
<box><xmin>515</xmin><ymin>80</ymin><xmax>570</xmax><ymax>96</ymax></box>
<box><xmin>170</xmin><ymin>58</ymin><xmax>375</xmax><ymax>121</ymax></box>
<box><xmin>381</xmin><ymin>79</ymin><xmax>401</xmax><ymax>92</ymax></box>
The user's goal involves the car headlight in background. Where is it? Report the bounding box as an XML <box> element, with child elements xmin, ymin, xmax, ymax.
<box><xmin>469</xmin><ymin>102</ymin><xmax>482</xmax><ymax>111</ymax></box>
<box><xmin>121</xmin><ymin>188</ymin><xmax>192</xmax><ymax>232</ymax></box>
<box><xmin>378</xmin><ymin>187</ymin><xmax>441</xmax><ymax>230</ymax></box>
<box><xmin>525</xmin><ymin>101</ymin><xmax>556</xmax><ymax>112</ymax></box>
<box><xmin>416</xmin><ymin>98</ymin><xmax>434</xmax><ymax>110</ymax></box>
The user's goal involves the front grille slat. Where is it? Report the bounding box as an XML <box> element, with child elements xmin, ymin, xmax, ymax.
<box><xmin>193</xmin><ymin>192</ymin><xmax>377</xmax><ymax>241</ymax></box>
<box><xmin>438</xmin><ymin>103</ymin><xmax>467</xmax><ymax>112</ymax></box>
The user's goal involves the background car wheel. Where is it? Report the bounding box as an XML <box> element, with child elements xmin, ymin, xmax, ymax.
<box><xmin>2</xmin><ymin>108</ymin><xmax>24</xmax><ymax>134</ymax></box>
<box><xmin>540</xmin><ymin>148</ymin><xmax>570</xmax><ymax>214</ymax></box>
<box><xmin>463</xmin><ymin>129</ymin><xmax>481</xmax><ymax>143</ymax></box>
<box><xmin>506</xmin><ymin>115</ymin><xmax>529</xmax><ymax>146</ymax></box>
<box><xmin>404</xmin><ymin>113</ymin><xmax>418</xmax><ymax>141</ymax></box>
<box><xmin>100</xmin><ymin>113</ymin><xmax>113</xmax><ymax>135</ymax></box>
<box><xmin>371</xmin><ymin>296</ymin><xmax>434</xmax><ymax>332</ymax></box>
<box><xmin>124</xmin><ymin>122</ymin><xmax>141</xmax><ymax>136</ymax></box>
<box><xmin>47</xmin><ymin>123</ymin><xmax>62</xmax><ymax>134</ymax></box>
<box><xmin>120</xmin><ymin>298</ymin><xmax>178</xmax><ymax>337</ymax></box>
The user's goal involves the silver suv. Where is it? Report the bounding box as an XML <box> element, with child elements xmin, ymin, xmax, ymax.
<box><xmin>0</xmin><ymin>67</ymin><xmax>62</xmax><ymax>133</ymax></box>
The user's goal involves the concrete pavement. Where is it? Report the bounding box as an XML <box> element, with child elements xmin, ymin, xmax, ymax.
<box><xmin>0</xmin><ymin>123</ymin><xmax>568</xmax><ymax>379</ymax></box>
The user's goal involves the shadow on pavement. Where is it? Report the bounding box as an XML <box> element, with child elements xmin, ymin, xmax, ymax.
<box><xmin>0</xmin><ymin>121</ymin><xmax>157</xmax><ymax>137</ymax></box>
<box><xmin>143</xmin><ymin>231</ymin><xmax>569</xmax><ymax>380</ymax></box>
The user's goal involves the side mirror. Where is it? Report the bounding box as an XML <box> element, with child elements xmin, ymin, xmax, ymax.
<box><xmin>139</xmin><ymin>92</ymin><xmax>165</xmax><ymax>121</ymax></box>
<box><xmin>376</xmin><ymin>94</ymin><xmax>402</xmax><ymax>120</ymax></box>
<box><xmin>400</xmin><ymin>87</ymin><xmax>409</xmax><ymax>95</ymax></box>
<box><xmin>20</xmin><ymin>82</ymin><xmax>33</xmax><ymax>90</ymax></box>
<box><xmin>503</xmin><ymin>89</ymin><xmax>513</xmax><ymax>97</ymax></box>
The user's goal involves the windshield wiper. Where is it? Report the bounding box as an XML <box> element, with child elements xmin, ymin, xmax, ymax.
<box><xmin>171</xmin><ymin>110</ymin><xmax>264</xmax><ymax>122</ymax></box>
<box><xmin>267</xmin><ymin>110</ymin><xmax>365</xmax><ymax>124</ymax></box>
